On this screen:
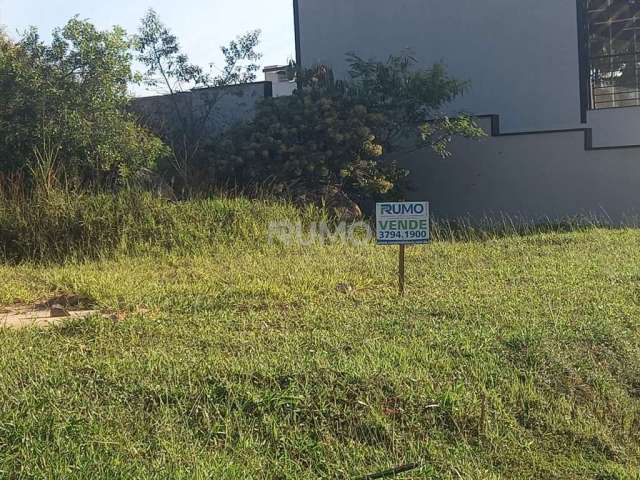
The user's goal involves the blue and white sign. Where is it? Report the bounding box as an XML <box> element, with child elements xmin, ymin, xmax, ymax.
<box><xmin>376</xmin><ymin>202</ymin><xmax>430</xmax><ymax>245</ymax></box>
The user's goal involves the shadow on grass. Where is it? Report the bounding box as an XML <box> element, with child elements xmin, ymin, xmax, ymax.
<box><xmin>429</xmin><ymin>214</ymin><xmax>635</xmax><ymax>243</ymax></box>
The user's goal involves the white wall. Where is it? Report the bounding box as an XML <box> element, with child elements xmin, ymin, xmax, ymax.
<box><xmin>264</xmin><ymin>69</ymin><xmax>296</xmax><ymax>97</ymax></box>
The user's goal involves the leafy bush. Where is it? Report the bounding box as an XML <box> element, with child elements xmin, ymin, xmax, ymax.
<box><xmin>0</xmin><ymin>18</ymin><xmax>168</xmax><ymax>183</ymax></box>
<box><xmin>210</xmin><ymin>54</ymin><xmax>485</xmax><ymax>206</ymax></box>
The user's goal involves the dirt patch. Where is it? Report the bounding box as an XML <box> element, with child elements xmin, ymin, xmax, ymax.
<box><xmin>1</xmin><ymin>306</ymin><xmax>101</xmax><ymax>328</ymax></box>
<box><xmin>1</xmin><ymin>293</ymin><xmax>101</xmax><ymax>328</ymax></box>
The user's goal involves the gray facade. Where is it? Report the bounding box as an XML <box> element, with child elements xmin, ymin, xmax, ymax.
<box><xmin>295</xmin><ymin>0</ymin><xmax>640</xmax><ymax>222</ymax></box>
<box><xmin>401</xmin><ymin>117</ymin><xmax>640</xmax><ymax>224</ymax></box>
<box><xmin>131</xmin><ymin>82</ymin><xmax>272</xmax><ymax>144</ymax></box>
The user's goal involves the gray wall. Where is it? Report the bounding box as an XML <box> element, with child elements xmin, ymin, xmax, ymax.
<box><xmin>130</xmin><ymin>82</ymin><xmax>271</xmax><ymax>143</ymax></box>
<box><xmin>589</xmin><ymin>108</ymin><xmax>640</xmax><ymax>147</ymax></box>
<box><xmin>298</xmin><ymin>0</ymin><xmax>640</xmax><ymax>222</ymax></box>
<box><xmin>298</xmin><ymin>0</ymin><xmax>582</xmax><ymax>132</ymax></box>
<box><xmin>297</xmin><ymin>0</ymin><xmax>640</xmax><ymax>147</ymax></box>
<box><xmin>401</xmin><ymin>117</ymin><xmax>640</xmax><ymax>224</ymax></box>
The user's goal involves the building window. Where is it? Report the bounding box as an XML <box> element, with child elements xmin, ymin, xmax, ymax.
<box><xmin>587</xmin><ymin>0</ymin><xmax>640</xmax><ymax>109</ymax></box>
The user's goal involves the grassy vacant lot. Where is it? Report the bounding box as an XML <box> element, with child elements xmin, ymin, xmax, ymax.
<box><xmin>0</xmin><ymin>197</ymin><xmax>639</xmax><ymax>479</ymax></box>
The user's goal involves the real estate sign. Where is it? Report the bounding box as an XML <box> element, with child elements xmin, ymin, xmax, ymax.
<box><xmin>376</xmin><ymin>202</ymin><xmax>430</xmax><ymax>245</ymax></box>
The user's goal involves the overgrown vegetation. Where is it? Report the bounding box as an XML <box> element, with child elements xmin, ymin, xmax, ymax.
<box><xmin>0</xmin><ymin>11</ymin><xmax>264</xmax><ymax>191</ymax></box>
<box><xmin>211</xmin><ymin>55</ymin><xmax>484</xmax><ymax>205</ymax></box>
<box><xmin>1</xmin><ymin>12</ymin><xmax>480</xmax><ymax>207</ymax></box>
<box><xmin>0</xmin><ymin>174</ymin><xmax>322</xmax><ymax>263</ymax></box>
<box><xmin>133</xmin><ymin>9</ymin><xmax>262</xmax><ymax>193</ymax></box>
<box><xmin>3</xmin><ymin>7</ymin><xmax>638</xmax><ymax>480</ymax></box>
<box><xmin>0</xmin><ymin>198</ymin><xmax>639</xmax><ymax>479</ymax></box>
<box><xmin>0</xmin><ymin>18</ymin><xmax>168</xmax><ymax>182</ymax></box>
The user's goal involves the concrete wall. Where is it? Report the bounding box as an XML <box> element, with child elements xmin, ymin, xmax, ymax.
<box><xmin>401</xmin><ymin>117</ymin><xmax>640</xmax><ymax>223</ymax></box>
<box><xmin>297</xmin><ymin>0</ymin><xmax>640</xmax><ymax>147</ymax></box>
<box><xmin>298</xmin><ymin>0</ymin><xmax>583</xmax><ymax>132</ymax></box>
<box><xmin>588</xmin><ymin>107</ymin><xmax>640</xmax><ymax>148</ymax></box>
<box><xmin>130</xmin><ymin>82</ymin><xmax>271</xmax><ymax>143</ymax></box>
<box><xmin>297</xmin><ymin>0</ymin><xmax>640</xmax><ymax>222</ymax></box>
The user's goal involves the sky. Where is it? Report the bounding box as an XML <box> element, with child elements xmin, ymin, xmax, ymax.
<box><xmin>0</xmin><ymin>0</ymin><xmax>295</xmax><ymax>96</ymax></box>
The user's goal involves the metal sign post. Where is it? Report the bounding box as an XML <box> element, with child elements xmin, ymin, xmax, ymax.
<box><xmin>376</xmin><ymin>202</ymin><xmax>430</xmax><ymax>296</ymax></box>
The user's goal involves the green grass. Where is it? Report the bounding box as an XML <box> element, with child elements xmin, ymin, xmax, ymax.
<box><xmin>0</xmin><ymin>185</ymin><xmax>324</xmax><ymax>262</ymax></box>
<box><xmin>0</xmin><ymin>198</ymin><xmax>639</xmax><ymax>479</ymax></box>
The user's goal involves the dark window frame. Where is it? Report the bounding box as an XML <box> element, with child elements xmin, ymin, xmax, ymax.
<box><xmin>579</xmin><ymin>0</ymin><xmax>640</xmax><ymax>115</ymax></box>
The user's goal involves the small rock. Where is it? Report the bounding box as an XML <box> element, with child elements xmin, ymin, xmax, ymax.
<box><xmin>324</xmin><ymin>187</ymin><xmax>363</xmax><ymax>222</ymax></box>
<box><xmin>49</xmin><ymin>304</ymin><xmax>70</xmax><ymax>318</ymax></box>
<box><xmin>336</xmin><ymin>283</ymin><xmax>354</xmax><ymax>294</ymax></box>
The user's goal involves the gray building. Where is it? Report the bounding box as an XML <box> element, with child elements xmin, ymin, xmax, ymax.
<box><xmin>131</xmin><ymin>82</ymin><xmax>272</xmax><ymax>141</ymax></box>
<box><xmin>294</xmin><ymin>0</ymin><xmax>640</xmax><ymax>223</ymax></box>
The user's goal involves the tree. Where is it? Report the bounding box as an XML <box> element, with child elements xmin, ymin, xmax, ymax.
<box><xmin>133</xmin><ymin>9</ymin><xmax>262</xmax><ymax>192</ymax></box>
<box><xmin>210</xmin><ymin>53</ymin><xmax>484</xmax><ymax>207</ymax></box>
<box><xmin>0</xmin><ymin>18</ymin><xmax>168</xmax><ymax>182</ymax></box>
<box><xmin>0</xmin><ymin>28</ymin><xmax>9</xmax><ymax>47</ymax></box>
<box><xmin>344</xmin><ymin>53</ymin><xmax>482</xmax><ymax>157</ymax></box>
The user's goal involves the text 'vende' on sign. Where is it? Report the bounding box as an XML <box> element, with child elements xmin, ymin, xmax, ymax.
<box><xmin>375</xmin><ymin>201</ymin><xmax>430</xmax><ymax>296</ymax></box>
<box><xmin>376</xmin><ymin>202</ymin><xmax>430</xmax><ymax>245</ymax></box>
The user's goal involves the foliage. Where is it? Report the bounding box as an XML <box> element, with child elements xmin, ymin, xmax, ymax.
<box><xmin>133</xmin><ymin>9</ymin><xmax>262</xmax><ymax>192</ymax></box>
<box><xmin>211</xmin><ymin>54</ymin><xmax>485</xmax><ymax>204</ymax></box>
<box><xmin>0</xmin><ymin>18</ymin><xmax>168</xmax><ymax>182</ymax></box>
<box><xmin>345</xmin><ymin>53</ymin><xmax>484</xmax><ymax>156</ymax></box>
<box><xmin>0</xmin><ymin>28</ymin><xmax>9</xmax><ymax>48</ymax></box>
<box><xmin>0</xmin><ymin>174</ymin><xmax>312</xmax><ymax>263</ymax></box>
<box><xmin>212</xmin><ymin>85</ymin><xmax>403</xmax><ymax>203</ymax></box>
<box><xmin>135</xmin><ymin>9</ymin><xmax>261</xmax><ymax>93</ymax></box>
<box><xmin>0</xmin><ymin>209</ymin><xmax>639</xmax><ymax>477</ymax></box>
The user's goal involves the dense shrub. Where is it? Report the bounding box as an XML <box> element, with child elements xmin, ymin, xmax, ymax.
<box><xmin>0</xmin><ymin>19</ymin><xmax>168</xmax><ymax>182</ymax></box>
<box><xmin>210</xmin><ymin>84</ymin><xmax>404</xmax><ymax>203</ymax></box>
<box><xmin>209</xmin><ymin>55</ymin><xmax>484</xmax><ymax>206</ymax></box>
